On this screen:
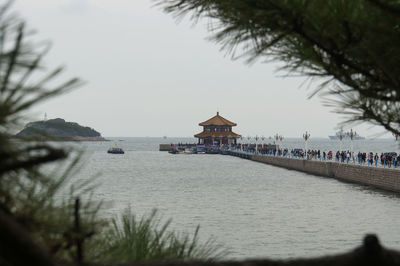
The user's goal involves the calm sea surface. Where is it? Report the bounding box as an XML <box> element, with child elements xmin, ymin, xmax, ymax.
<box><xmin>69</xmin><ymin>137</ymin><xmax>400</xmax><ymax>259</ymax></box>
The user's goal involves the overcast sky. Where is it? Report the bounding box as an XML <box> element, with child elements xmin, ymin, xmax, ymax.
<box><xmin>13</xmin><ymin>0</ymin><xmax>388</xmax><ymax>138</ymax></box>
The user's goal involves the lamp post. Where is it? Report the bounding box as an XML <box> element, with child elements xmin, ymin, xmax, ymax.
<box><xmin>279</xmin><ymin>135</ymin><xmax>284</xmax><ymax>156</ymax></box>
<box><xmin>279</xmin><ymin>135</ymin><xmax>284</xmax><ymax>146</ymax></box>
<box><xmin>350</xmin><ymin>128</ymin><xmax>355</xmax><ymax>150</ymax></box>
<box><xmin>261</xmin><ymin>135</ymin><xmax>265</xmax><ymax>154</ymax></box>
<box><xmin>255</xmin><ymin>135</ymin><xmax>259</xmax><ymax>154</ymax></box>
<box><xmin>303</xmin><ymin>131</ymin><xmax>310</xmax><ymax>159</ymax></box>
<box><xmin>240</xmin><ymin>136</ymin><xmax>243</xmax><ymax>151</ymax></box>
<box><xmin>349</xmin><ymin>129</ymin><xmax>355</xmax><ymax>164</ymax></box>
<box><xmin>336</xmin><ymin>129</ymin><xmax>347</xmax><ymax>163</ymax></box>
<box><xmin>268</xmin><ymin>136</ymin><xmax>272</xmax><ymax>155</ymax></box>
<box><xmin>338</xmin><ymin>130</ymin><xmax>344</xmax><ymax>159</ymax></box>
<box><xmin>274</xmin><ymin>134</ymin><xmax>279</xmax><ymax>155</ymax></box>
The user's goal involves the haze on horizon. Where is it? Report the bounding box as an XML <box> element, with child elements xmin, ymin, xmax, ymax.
<box><xmin>14</xmin><ymin>0</ymin><xmax>391</xmax><ymax>139</ymax></box>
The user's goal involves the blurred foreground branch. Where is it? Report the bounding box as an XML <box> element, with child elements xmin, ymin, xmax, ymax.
<box><xmin>0</xmin><ymin>209</ymin><xmax>55</xmax><ymax>266</ymax></box>
<box><xmin>0</xmin><ymin>2</ymin><xmax>223</xmax><ymax>265</ymax></box>
<box><xmin>157</xmin><ymin>0</ymin><xmax>400</xmax><ymax>135</ymax></box>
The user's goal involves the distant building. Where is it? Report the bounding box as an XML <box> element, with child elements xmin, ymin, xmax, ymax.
<box><xmin>194</xmin><ymin>112</ymin><xmax>241</xmax><ymax>145</ymax></box>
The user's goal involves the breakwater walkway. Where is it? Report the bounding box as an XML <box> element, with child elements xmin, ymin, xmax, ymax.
<box><xmin>227</xmin><ymin>150</ymin><xmax>400</xmax><ymax>193</ymax></box>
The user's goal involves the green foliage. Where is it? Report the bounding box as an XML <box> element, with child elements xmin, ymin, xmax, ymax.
<box><xmin>0</xmin><ymin>2</ymin><xmax>225</xmax><ymax>265</ymax></box>
<box><xmin>0</xmin><ymin>1</ymin><xmax>104</xmax><ymax>260</ymax></box>
<box><xmin>157</xmin><ymin>0</ymin><xmax>400</xmax><ymax>135</ymax></box>
<box><xmin>0</xmin><ymin>0</ymin><xmax>101</xmax><ymax>262</ymax></box>
<box><xmin>94</xmin><ymin>209</ymin><xmax>226</xmax><ymax>263</ymax></box>
<box><xmin>2</xmin><ymin>156</ymin><xmax>106</xmax><ymax>261</ymax></box>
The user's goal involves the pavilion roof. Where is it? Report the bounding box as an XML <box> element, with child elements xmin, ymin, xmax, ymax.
<box><xmin>199</xmin><ymin>112</ymin><xmax>237</xmax><ymax>126</ymax></box>
<box><xmin>194</xmin><ymin>131</ymin><xmax>241</xmax><ymax>138</ymax></box>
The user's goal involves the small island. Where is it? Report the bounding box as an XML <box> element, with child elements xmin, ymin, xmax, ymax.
<box><xmin>15</xmin><ymin>118</ymin><xmax>107</xmax><ymax>141</ymax></box>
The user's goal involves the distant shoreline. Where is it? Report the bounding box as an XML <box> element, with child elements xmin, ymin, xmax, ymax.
<box><xmin>71</xmin><ymin>136</ymin><xmax>109</xmax><ymax>141</ymax></box>
<box><xmin>10</xmin><ymin>136</ymin><xmax>110</xmax><ymax>142</ymax></box>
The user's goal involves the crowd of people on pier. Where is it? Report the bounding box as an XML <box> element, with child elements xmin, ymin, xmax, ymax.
<box><xmin>228</xmin><ymin>144</ymin><xmax>400</xmax><ymax>169</ymax></box>
<box><xmin>167</xmin><ymin>142</ymin><xmax>399</xmax><ymax>169</ymax></box>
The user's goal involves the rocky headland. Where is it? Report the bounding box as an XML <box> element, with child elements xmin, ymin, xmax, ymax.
<box><xmin>15</xmin><ymin>118</ymin><xmax>107</xmax><ymax>141</ymax></box>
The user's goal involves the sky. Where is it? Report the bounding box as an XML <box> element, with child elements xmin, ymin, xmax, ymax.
<box><xmin>12</xmin><ymin>0</ymin><xmax>389</xmax><ymax>138</ymax></box>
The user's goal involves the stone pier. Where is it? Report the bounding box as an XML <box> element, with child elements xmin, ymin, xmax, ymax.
<box><xmin>228</xmin><ymin>151</ymin><xmax>400</xmax><ymax>193</ymax></box>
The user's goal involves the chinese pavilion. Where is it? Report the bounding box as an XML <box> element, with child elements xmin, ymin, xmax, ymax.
<box><xmin>194</xmin><ymin>112</ymin><xmax>241</xmax><ymax>145</ymax></box>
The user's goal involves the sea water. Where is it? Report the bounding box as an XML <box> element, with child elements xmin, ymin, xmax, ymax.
<box><xmin>68</xmin><ymin>137</ymin><xmax>400</xmax><ymax>259</ymax></box>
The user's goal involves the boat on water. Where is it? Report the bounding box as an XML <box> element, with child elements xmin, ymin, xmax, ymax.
<box><xmin>329</xmin><ymin>128</ymin><xmax>365</xmax><ymax>140</ymax></box>
<box><xmin>169</xmin><ymin>147</ymin><xmax>197</xmax><ymax>154</ymax></box>
<box><xmin>205</xmin><ymin>147</ymin><xmax>219</xmax><ymax>154</ymax></box>
<box><xmin>107</xmin><ymin>147</ymin><xmax>125</xmax><ymax>154</ymax></box>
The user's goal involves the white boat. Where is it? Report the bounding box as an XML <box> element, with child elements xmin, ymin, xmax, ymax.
<box><xmin>169</xmin><ymin>147</ymin><xmax>196</xmax><ymax>154</ymax></box>
<box><xmin>183</xmin><ymin>148</ymin><xmax>196</xmax><ymax>154</ymax></box>
<box><xmin>329</xmin><ymin>128</ymin><xmax>365</xmax><ymax>140</ymax></box>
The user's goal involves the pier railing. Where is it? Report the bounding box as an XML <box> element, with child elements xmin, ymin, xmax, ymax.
<box><xmin>160</xmin><ymin>143</ymin><xmax>399</xmax><ymax>170</ymax></box>
<box><xmin>225</xmin><ymin>147</ymin><xmax>400</xmax><ymax>170</ymax></box>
